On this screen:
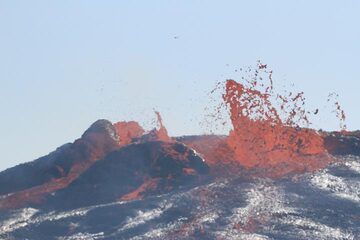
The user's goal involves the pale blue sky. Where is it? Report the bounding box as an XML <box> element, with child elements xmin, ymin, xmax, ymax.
<box><xmin>1</xmin><ymin>1</ymin><xmax>359</xmax><ymax>170</ymax></box>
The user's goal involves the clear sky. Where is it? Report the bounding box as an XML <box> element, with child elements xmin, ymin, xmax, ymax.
<box><xmin>0</xmin><ymin>1</ymin><xmax>359</xmax><ymax>171</ymax></box>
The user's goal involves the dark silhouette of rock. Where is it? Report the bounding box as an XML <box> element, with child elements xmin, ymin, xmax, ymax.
<box><xmin>46</xmin><ymin>141</ymin><xmax>209</xmax><ymax>209</ymax></box>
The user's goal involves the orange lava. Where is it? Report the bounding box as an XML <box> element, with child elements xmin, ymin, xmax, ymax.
<box><xmin>154</xmin><ymin>111</ymin><xmax>172</xmax><ymax>142</ymax></box>
<box><xmin>327</xmin><ymin>92</ymin><xmax>347</xmax><ymax>132</ymax></box>
<box><xmin>113</xmin><ymin>121</ymin><xmax>145</xmax><ymax>146</ymax></box>
<box><xmin>140</xmin><ymin>111</ymin><xmax>173</xmax><ymax>142</ymax></box>
<box><xmin>222</xmin><ymin>63</ymin><xmax>331</xmax><ymax>171</ymax></box>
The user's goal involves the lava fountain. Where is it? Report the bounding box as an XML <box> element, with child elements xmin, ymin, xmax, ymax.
<box><xmin>221</xmin><ymin>63</ymin><xmax>333</xmax><ymax>172</ymax></box>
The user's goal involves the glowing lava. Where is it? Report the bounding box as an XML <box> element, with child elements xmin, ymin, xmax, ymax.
<box><xmin>222</xmin><ymin>63</ymin><xmax>331</xmax><ymax>171</ymax></box>
<box><xmin>154</xmin><ymin>111</ymin><xmax>172</xmax><ymax>142</ymax></box>
<box><xmin>140</xmin><ymin>111</ymin><xmax>172</xmax><ymax>142</ymax></box>
<box><xmin>113</xmin><ymin>121</ymin><xmax>145</xmax><ymax>146</ymax></box>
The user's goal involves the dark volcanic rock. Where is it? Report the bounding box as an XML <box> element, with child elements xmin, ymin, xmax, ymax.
<box><xmin>0</xmin><ymin>143</ymin><xmax>71</xmax><ymax>196</ymax></box>
<box><xmin>323</xmin><ymin>131</ymin><xmax>360</xmax><ymax>156</ymax></box>
<box><xmin>46</xmin><ymin>141</ymin><xmax>209</xmax><ymax>210</ymax></box>
<box><xmin>0</xmin><ymin>120</ymin><xmax>121</xmax><ymax>208</ymax></box>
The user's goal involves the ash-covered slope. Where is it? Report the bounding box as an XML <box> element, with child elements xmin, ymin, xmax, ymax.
<box><xmin>0</xmin><ymin>155</ymin><xmax>358</xmax><ymax>240</ymax></box>
<box><xmin>46</xmin><ymin>141</ymin><xmax>209</xmax><ymax>210</ymax></box>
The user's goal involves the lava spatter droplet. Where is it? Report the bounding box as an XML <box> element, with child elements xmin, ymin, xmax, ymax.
<box><xmin>327</xmin><ymin>92</ymin><xmax>347</xmax><ymax>132</ymax></box>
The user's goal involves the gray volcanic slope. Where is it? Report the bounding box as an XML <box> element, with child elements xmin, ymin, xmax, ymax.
<box><xmin>0</xmin><ymin>155</ymin><xmax>359</xmax><ymax>240</ymax></box>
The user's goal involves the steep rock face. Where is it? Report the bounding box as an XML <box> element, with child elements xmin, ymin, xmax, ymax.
<box><xmin>0</xmin><ymin>120</ymin><xmax>121</xmax><ymax>208</ymax></box>
<box><xmin>45</xmin><ymin>141</ymin><xmax>209</xmax><ymax>209</ymax></box>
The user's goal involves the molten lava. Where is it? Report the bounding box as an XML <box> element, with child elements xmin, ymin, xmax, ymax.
<box><xmin>113</xmin><ymin>121</ymin><xmax>145</xmax><ymax>146</ymax></box>
<box><xmin>221</xmin><ymin>63</ymin><xmax>331</xmax><ymax>172</ymax></box>
<box><xmin>140</xmin><ymin>111</ymin><xmax>172</xmax><ymax>142</ymax></box>
<box><xmin>154</xmin><ymin>111</ymin><xmax>172</xmax><ymax>142</ymax></box>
